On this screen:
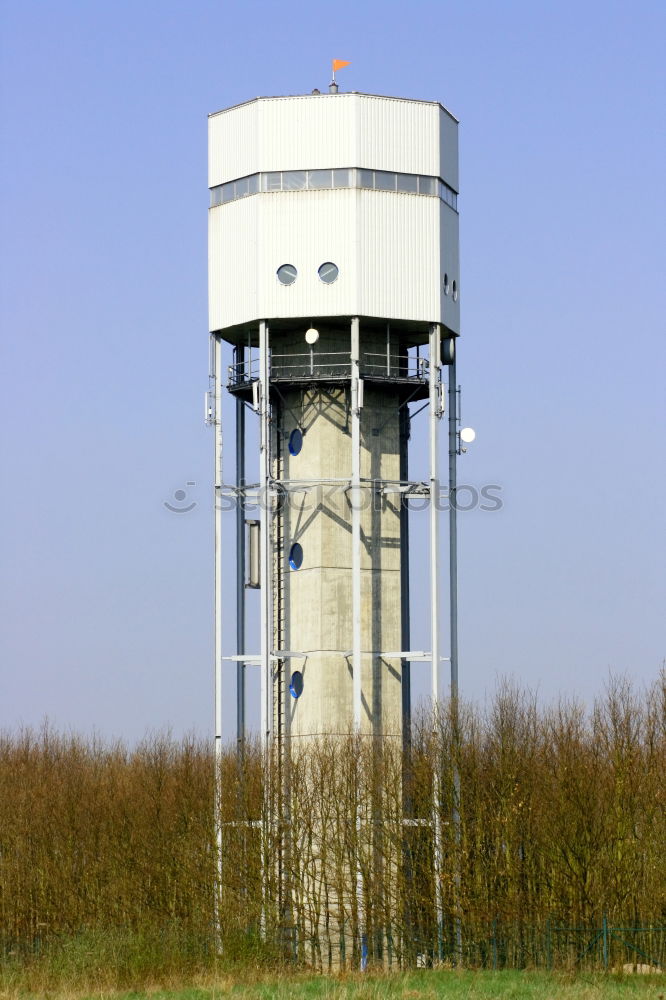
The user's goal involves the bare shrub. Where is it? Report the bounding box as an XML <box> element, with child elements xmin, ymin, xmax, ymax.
<box><xmin>1</xmin><ymin>671</ymin><xmax>664</xmax><ymax>985</ymax></box>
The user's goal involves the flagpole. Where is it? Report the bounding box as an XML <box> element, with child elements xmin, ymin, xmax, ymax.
<box><xmin>330</xmin><ymin>60</ymin><xmax>350</xmax><ymax>89</ymax></box>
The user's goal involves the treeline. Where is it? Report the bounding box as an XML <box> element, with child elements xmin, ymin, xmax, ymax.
<box><xmin>0</xmin><ymin>674</ymin><xmax>664</xmax><ymax>977</ymax></box>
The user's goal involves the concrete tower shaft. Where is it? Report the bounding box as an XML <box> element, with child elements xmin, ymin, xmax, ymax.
<box><xmin>275</xmin><ymin>376</ymin><xmax>403</xmax><ymax>739</ymax></box>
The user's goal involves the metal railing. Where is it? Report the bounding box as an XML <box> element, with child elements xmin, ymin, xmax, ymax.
<box><xmin>363</xmin><ymin>351</ymin><xmax>429</xmax><ymax>379</ymax></box>
<box><xmin>271</xmin><ymin>351</ymin><xmax>350</xmax><ymax>379</ymax></box>
<box><xmin>228</xmin><ymin>356</ymin><xmax>260</xmax><ymax>384</ymax></box>
<box><xmin>228</xmin><ymin>350</ymin><xmax>430</xmax><ymax>387</ymax></box>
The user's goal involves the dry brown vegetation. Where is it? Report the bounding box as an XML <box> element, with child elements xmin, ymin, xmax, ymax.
<box><xmin>0</xmin><ymin>674</ymin><xmax>664</xmax><ymax>987</ymax></box>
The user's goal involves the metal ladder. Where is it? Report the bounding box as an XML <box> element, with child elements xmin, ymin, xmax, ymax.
<box><xmin>272</xmin><ymin>397</ymin><xmax>294</xmax><ymax>952</ymax></box>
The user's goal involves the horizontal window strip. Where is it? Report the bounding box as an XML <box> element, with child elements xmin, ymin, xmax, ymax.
<box><xmin>210</xmin><ymin>168</ymin><xmax>458</xmax><ymax>211</ymax></box>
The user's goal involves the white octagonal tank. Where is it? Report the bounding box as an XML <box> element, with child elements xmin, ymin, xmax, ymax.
<box><xmin>208</xmin><ymin>92</ymin><xmax>460</xmax><ymax>339</ymax></box>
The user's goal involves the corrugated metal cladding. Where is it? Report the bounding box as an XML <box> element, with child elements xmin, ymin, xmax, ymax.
<box><xmin>357</xmin><ymin>97</ymin><xmax>439</xmax><ymax>178</ymax></box>
<box><xmin>208</xmin><ymin>188</ymin><xmax>450</xmax><ymax>332</ymax></box>
<box><xmin>208</xmin><ymin>101</ymin><xmax>258</xmax><ymax>185</ymax></box>
<box><xmin>208</xmin><ymin>198</ymin><xmax>258</xmax><ymax>332</ymax></box>
<box><xmin>209</xmin><ymin>190</ymin><xmax>357</xmax><ymax>331</ymax></box>
<box><xmin>208</xmin><ymin>93</ymin><xmax>450</xmax><ymax>187</ymax></box>
<box><xmin>256</xmin><ymin>190</ymin><xmax>358</xmax><ymax>323</ymax></box>
<box><xmin>440</xmin><ymin>203</ymin><xmax>460</xmax><ymax>332</ymax></box>
<box><xmin>438</xmin><ymin>109</ymin><xmax>459</xmax><ymax>192</ymax></box>
<box><xmin>356</xmin><ymin>191</ymin><xmax>440</xmax><ymax>322</ymax></box>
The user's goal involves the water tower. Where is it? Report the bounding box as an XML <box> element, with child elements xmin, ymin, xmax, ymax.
<box><xmin>208</xmin><ymin>87</ymin><xmax>460</xmax><ymax>753</ymax></box>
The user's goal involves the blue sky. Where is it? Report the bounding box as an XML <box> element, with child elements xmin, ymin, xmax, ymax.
<box><xmin>1</xmin><ymin>0</ymin><xmax>664</xmax><ymax>743</ymax></box>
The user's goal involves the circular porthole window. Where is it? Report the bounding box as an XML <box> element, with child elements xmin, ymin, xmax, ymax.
<box><xmin>452</xmin><ymin>280</ymin><xmax>458</xmax><ymax>302</ymax></box>
<box><xmin>443</xmin><ymin>273</ymin><xmax>450</xmax><ymax>295</ymax></box>
<box><xmin>318</xmin><ymin>262</ymin><xmax>339</xmax><ymax>284</ymax></box>
<box><xmin>289</xmin><ymin>671</ymin><xmax>304</xmax><ymax>699</ymax></box>
<box><xmin>288</xmin><ymin>542</ymin><xmax>303</xmax><ymax>570</ymax></box>
<box><xmin>288</xmin><ymin>428</ymin><xmax>303</xmax><ymax>456</ymax></box>
<box><xmin>277</xmin><ymin>264</ymin><xmax>297</xmax><ymax>285</ymax></box>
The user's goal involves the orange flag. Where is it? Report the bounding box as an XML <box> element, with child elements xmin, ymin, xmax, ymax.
<box><xmin>332</xmin><ymin>59</ymin><xmax>351</xmax><ymax>72</ymax></box>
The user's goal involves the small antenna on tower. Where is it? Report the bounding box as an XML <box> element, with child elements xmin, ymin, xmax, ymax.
<box><xmin>330</xmin><ymin>58</ymin><xmax>350</xmax><ymax>93</ymax></box>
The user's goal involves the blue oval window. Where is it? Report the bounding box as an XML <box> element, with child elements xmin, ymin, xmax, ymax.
<box><xmin>290</xmin><ymin>670</ymin><xmax>304</xmax><ymax>699</ymax></box>
<box><xmin>288</xmin><ymin>429</ymin><xmax>303</xmax><ymax>456</ymax></box>
<box><xmin>289</xmin><ymin>543</ymin><xmax>303</xmax><ymax>570</ymax></box>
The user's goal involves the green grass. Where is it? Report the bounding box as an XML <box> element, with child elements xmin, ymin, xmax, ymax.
<box><xmin>2</xmin><ymin>929</ymin><xmax>663</xmax><ymax>999</ymax></box>
<box><xmin>2</xmin><ymin>970</ymin><xmax>664</xmax><ymax>1000</ymax></box>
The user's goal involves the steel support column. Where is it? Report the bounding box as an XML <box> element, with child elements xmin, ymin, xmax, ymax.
<box><xmin>213</xmin><ymin>333</ymin><xmax>224</xmax><ymax>941</ymax></box>
<box><xmin>259</xmin><ymin>320</ymin><xmax>273</xmax><ymax>748</ymax></box>
<box><xmin>351</xmin><ymin>316</ymin><xmax>362</xmax><ymax>733</ymax></box>
<box><xmin>235</xmin><ymin>367</ymin><xmax>246</xmax><ymax>746</ymax></box>
<box><xmin>350</xmin><ymin>316</ymin><xmax>366</xmax><ymax>969</ymax></box>
<box><xmin>428</xmin><ymin>322</ymin><xmax>444</xmax><ymax>961</ymax></box>
<box><xmin>448</xmin><ymin>350</ymin><xmax>463</xmax><ymax>961</ymax></box>
<box><xmin>448</xmin><ymin>352</ymin><xmax>459</xmax><ymax>730</ymax></box>
<box><xmin>399</xmin><ymin>404</ymin><xmax>411</xmax><ymax>757</ymax></box>
<box><xmin>258</xmin><ymin>320</ymin><xmax>273</xmax><ymax>946</ymax></box>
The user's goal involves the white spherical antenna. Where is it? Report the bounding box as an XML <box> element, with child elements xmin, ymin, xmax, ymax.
<box><xmin>305</xmin><ymin>327</ymin><xmax>319</xmax><ymax>345</ymax></box>
<box><xmin>460</xmin><ymin>427</ymin><xmax>476</xmax><ymax>444</ymax></box>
